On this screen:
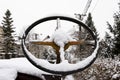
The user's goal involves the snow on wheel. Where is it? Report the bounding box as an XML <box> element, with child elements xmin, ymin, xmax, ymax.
<box><xmin>21</xmin><ymin>16</ymin><xmax>98</xmax><ymax>76</ymax></box>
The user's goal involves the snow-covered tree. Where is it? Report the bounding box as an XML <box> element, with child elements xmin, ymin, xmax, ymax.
<box><xmin>85</xmin><ymin>13</ymin><xmax>98</xmax><ymax>37</ymax></box>
<box><xmin>73</xmin><ymin>13</ymin><xmax>98</xmax><ymax>59</ymax></box>
<box><xmin>98</xmin><ymin>2</ymin><xmax>120</xmax><ymax>58</ymax></box>
<box><xmin>1</xmin><ymin>9</ymin><xmax>16</xmax><ymax>59</ymax></box>
<box><xmin>106</xmin><ymin>3</ymin><xmax>120</xmax><ymax>56</ymax></box>
<box><xmin>112</xmin><ymin>12</ymin><xmax>120</xmax><ymax>55</ymax></box>
<box><xmin>98</xmin><ymin>32</ymin><xmax>114</xmax><ymax>58</ymax></box>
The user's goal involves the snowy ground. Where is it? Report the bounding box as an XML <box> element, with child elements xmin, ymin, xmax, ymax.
<box><xmin>0</xmin><ymin>58</ymin><xmax>75</xmax><ymax>80</ymax></box>
<box><xmin>0</xmin><ymin>57</ymin><xmax>119</xmax><ymax>80</ymax></box>
<box><xmin>0</xmin><ymin>58</ymin><xmax>48</xmax><ymax>80</ymax></box>
<box><xmin>0</xmin><ymin>68</ymin><xmax>17</xmax><ymax>80</ymax></box>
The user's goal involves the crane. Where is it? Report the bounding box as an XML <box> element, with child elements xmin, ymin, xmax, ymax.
<box><xmin>75</xmin><ymin>0</ymin><xmax>92</xmax><ymax>20</ymax></box>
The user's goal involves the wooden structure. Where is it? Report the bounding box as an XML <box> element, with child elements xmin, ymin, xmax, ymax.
<box><xmin>31</xmin><ymin>39</ymin><xmax>86</xmax><ymax>63</ymax></box>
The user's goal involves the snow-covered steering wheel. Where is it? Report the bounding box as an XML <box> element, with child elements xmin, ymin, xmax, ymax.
<box><xmin>21</xmin><ymin>16</ymin><xmax>98</xmax><ymax>76</ymax></box>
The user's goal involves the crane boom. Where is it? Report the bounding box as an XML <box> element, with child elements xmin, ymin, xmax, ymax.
<box><xmin>75</xmin><ymin>0</ymin><xmax>92</xmax><ymax>20</ymax></box>
<box><xmin>83</xmin><ymin>0</ymin><xmax>92</xmax><ymax>15</ymax></box>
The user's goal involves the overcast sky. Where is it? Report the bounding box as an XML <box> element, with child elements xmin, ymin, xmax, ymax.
<box><xmin>0</xmin><ymin>0</ymin><xmax>119</xmax><ymax>38</ymax></box>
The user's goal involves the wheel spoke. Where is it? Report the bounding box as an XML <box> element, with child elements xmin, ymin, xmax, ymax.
<box><xmin>30</xmin><ymin>39</ymin><xmax>86</xmax><ymax>51</ymax></box>
<box><xmin>84</xmin><ymin>40</ymin><xmax>95</xmax><ymax>46</ymax></box>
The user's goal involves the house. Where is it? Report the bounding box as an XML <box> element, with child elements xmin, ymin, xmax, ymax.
<box><xmin>0</xmin><ymin>26</ymin><xmax>5</xmax><ymax>59</ymax></box>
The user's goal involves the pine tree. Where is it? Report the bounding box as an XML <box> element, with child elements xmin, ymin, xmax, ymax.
<box><xmin>1</xmin><ymin>9</ymin><xmax>16</xmax><ymax>59</ymax></box>
<box><xmin>85</xmin><ymin>13</ymin><xmax>98</xmax><ymax>37</ymax></box>
<box><xmin>106</xmin><ymin>3</ymin><xmax>120</xmax><ymax>56</ymax></box>
<box><xmin>103</xmin><ymin>32</ymin><xmax>114</xmax><ymax>58</ymax></box>
<box><xmin>112</xmin><ymin>12</ymin><xmax>120</xmax><ymax>55</ymax></box>
<box><xmin>72</xmin><ymin>13</ymin><xmax>98</xmax><ymax>59</ymax></box>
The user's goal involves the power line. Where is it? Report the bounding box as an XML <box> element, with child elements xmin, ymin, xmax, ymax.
<box><xmin>91</xmin><ymin>0</ymin><xmax>100</xmax><ymax>13</ymax></box>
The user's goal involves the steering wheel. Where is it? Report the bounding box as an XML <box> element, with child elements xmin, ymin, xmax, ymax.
<box><xmin>21</xmin><ymin>16</ymin><xmax>97</xmax><ymax>76</ymax></box>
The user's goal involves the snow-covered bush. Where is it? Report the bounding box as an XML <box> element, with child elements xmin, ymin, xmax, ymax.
<box><xmin>73</xmin><ymin>57</ymin><xmax>120</xmax><ymax>80</ymax></box>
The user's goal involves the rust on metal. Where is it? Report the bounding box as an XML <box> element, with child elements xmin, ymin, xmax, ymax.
<box><xmin>30</xmin><ymin>39</ymin><xmax>85</xmax><ymax>52</ymax></box>
<box><xmin>30</xmin><ymin>39</ymin><xmax>85</xmax><ymax>64</ymax></box>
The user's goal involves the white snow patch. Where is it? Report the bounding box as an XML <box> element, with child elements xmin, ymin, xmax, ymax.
<box><xmin>0</xmin><ymin>58</ymin><xmax>49</xmax><ymax>79</ymax></box>
<box><xmin>0</xmin><ymin>68</ymin><xmax>17</xmax><ymax>80</ymax></box>
<box><xmin>51</xmin><ymin>24</ymin><xmax>74</xmax><ymax>61</ymax></box>
<box><xmin>112</xmin><ymin>73</ymin><xmax>120</xmax><ymax>79</ymax></box>
<box><xmin>64</xmin><ymin>75</ymin><xmax>74</xmax><ymax>80</ymax></box>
